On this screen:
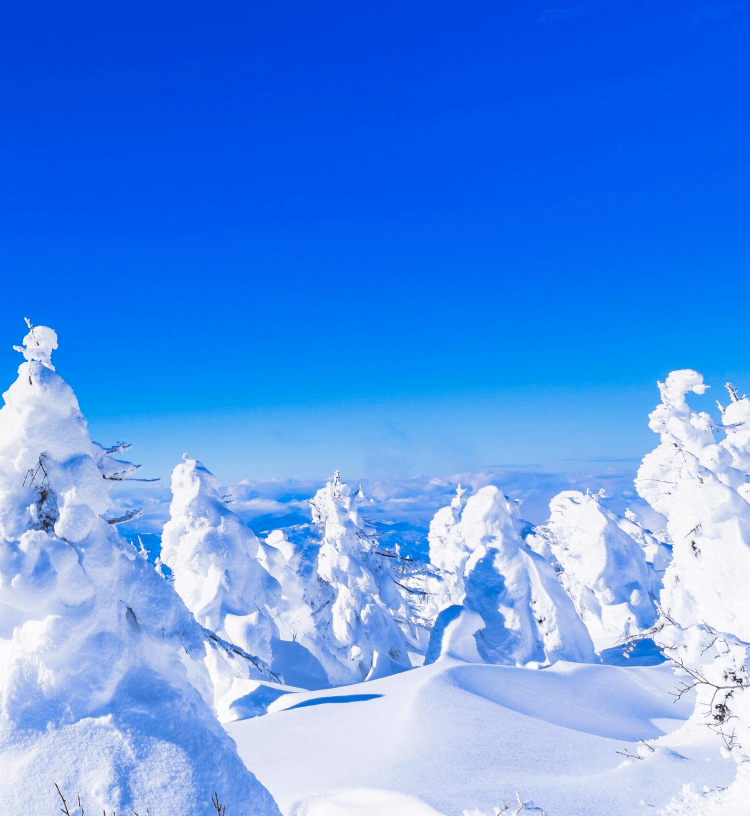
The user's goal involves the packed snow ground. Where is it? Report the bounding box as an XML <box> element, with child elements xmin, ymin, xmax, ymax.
<box><xmin>227</xmin><ymin>659</ymin><xmax>735</xmax><ymax>816</ymax></box>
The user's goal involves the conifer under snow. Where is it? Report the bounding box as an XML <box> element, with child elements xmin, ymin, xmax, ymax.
<box><xmin>303</xmin><ymin>471</ymin><xmax>411</xmax><ymax>684</ymax></box>
<box><xmin>161</xmin><ymin>456</ymin><xmax>329</xmax><ymax>708</ymax></box>
<box><xmin>162</xmin><ymin>456</ymin><xmax>282</xmax><ymax>665</ymax></box>
<box><xmin>635</xmin><ymin>370</ymin><xmax>750</xmax><ymax>809</ymax></box>
<box><xmin>425</xmin><ymin>485</ymin><xmax>596</xmax><ymax>667</ymax></box>
<box><xmin>0</xmin><ymin>322</ymin><xmax>280</xmax><ymax>815</ymax></box>
<box><xmin>528</xmin><ymin>490</ymin><xmax>661</xmax><ymax>648</ymax></box>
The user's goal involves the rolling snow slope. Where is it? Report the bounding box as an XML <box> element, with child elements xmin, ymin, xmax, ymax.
<box><xmin>227</xmin><ymin>659</ymin><xmax>735</xmax><ymax>816</ymax></box>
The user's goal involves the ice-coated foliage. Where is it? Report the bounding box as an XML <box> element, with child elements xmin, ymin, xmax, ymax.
<box><xmin>425</xmin><ymin>486</ymin><xmax>596</xmax><ymax>667</ymax></box>
<box><xmin>636</xmin><ymin>369</ymin><xmax>750</xmax><ymax>805</ymax></box>
<box><xmin>0</xmin><ymin>324</ymin><xmax>280</xmax><ymax>816</ymax></box>
<box><xmin>529</xmin><ymin>490</ymin><xmax>660</xmax><ymax>647</ymax></box>
<box><xmin>303</xmin><ymin>471</ymin><xmax>411</xmax><ymax>684</ymax></box>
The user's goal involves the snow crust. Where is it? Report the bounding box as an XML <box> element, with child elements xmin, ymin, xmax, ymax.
<box><xmin>0</xmin><ymin>325</ymin><xmax>280</xmax><ymax>815</ymax></box>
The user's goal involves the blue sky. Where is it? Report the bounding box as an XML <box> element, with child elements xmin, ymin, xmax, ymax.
<box><xmin>0</xmin><ymin>1</ymin><xmax>748</xmax><ymax>483</ymax></box>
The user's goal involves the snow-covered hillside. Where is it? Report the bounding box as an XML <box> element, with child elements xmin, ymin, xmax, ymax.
<box><xmin>2</xmin><ymin>322</ymin><xmax>750</xmax><ymax>815</ymax></box>
<box><xmin>227</xmin><ymin>658</ymin><xmax>732</xmax><ymax>816</ymax></box>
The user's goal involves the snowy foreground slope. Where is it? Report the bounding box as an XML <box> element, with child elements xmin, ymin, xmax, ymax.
<box><xmin>226</xmin><ymin>658</ymin><xmax>734</xmax><ymax>816</ymax></box>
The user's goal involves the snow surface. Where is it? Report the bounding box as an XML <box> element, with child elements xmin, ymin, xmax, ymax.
<box><xmin>227</xmin><ymin>657</ymin><xmax>735</xmax><ymax>816</ymax></box>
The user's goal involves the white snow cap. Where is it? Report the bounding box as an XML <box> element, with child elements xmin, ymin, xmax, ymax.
<box><xmin>0</xmin><ymin>323</ymin><xmax>280</xmax><ymax>816</ymax></box>
<box><xmin>12</xmin><ymin>318</ymin><xmax>58</xmax><ymax>370</ymax></box>
<box><xmin>426</xmin><ymin>486</ymin><xmax>596</xmax><ymax>667</ymax></box>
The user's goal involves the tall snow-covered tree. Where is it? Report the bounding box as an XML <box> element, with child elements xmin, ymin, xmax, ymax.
<box><xmin>528</xmin><ymin>490</ymin><xmax>661</xmax><ymax>648</ymax></box>
<box><xmin>635</xmin><ymin>369</ymin><xmax>750</xmax><ymax>808</ymax></box>
<box><xmin>0</xmin><ymin>322</ymin><xmax>280</xmax><ymax>816</ymax></box>
<box><xmin>162</xmin><ymin>456</ymin><xmax>283</xmax><ymax>663</ymax></box>
<box><xmin>424</xmin><ymin>485</ymin><xmax>596</xmax><ymax>667</ymax></box>
<box><xmin>303</xmin><ymin>471</ymin><xmax>411</xmax><ymax>684</ymax></box>
<box><xmin>161</xmin><ymin>456</ymin><xmax>328</xmax><ymax>702</ymax></box>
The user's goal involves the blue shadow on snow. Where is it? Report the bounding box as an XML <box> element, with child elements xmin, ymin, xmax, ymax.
<box><xmin>285</xmin><ymin>694</ymin><xmax>383</xmax><ymax>711</ymax></box>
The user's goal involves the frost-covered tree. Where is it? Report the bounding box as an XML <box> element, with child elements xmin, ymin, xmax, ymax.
<box><xmin>303</xmin><ymin>471</ymin><xmax>411</xmax><ymax>684</ymax></box>
<box><xmin>162</xmin><ymin>456</ymin><xmax>283</xmax><ymax>663</ymax></box>
<box><xmin>0</xmin><ymin>322</ymin><xmax>280</xmax><ymax>816</ymax></box>
<box><xmin>635</xmin><ymin>369</ymin><xmax>750</xmax><ymax>805</ymax></box>
<box><xmin>162</xmin><ymin>457</ymin><xmax>329</xmax><ymax>701</ymax></box>
<box><xmin>528</xmin><ymin>490</ymin><xmax>660</xmax><ymax>648</ymax></box>
<box><xmin>425</xmin><ymin>486</ymin><xmax>595</xmax><ymax>667</ymax></box>
<box><xmin>425</xmin><ymin>483</ymin><xmax>470</xmax><ymax>608</ymax></box>
<box><xmin>616</xmin><ymin>507</ymin><xmax>672</xmax><ymax>576</ymax></box>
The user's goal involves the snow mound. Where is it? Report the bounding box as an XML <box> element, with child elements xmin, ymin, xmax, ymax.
<box><xmin>227</xmin><ymin>657</ymin><xmax>732</xmax><ymax>816</ymax></box>
<box><xmin>0</xmin><ymin>323</ymin><xmax>280</xmax><ymax>816</ymax></box>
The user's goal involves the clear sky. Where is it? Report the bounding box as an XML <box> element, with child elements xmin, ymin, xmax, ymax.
<box><xmin>0</xmin><ymin>1</ymin><xmax>748</xmax><ymax>483</ymax></box>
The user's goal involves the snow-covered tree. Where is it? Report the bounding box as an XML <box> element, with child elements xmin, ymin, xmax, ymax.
<box><xmin>162</xmin><ymin>457</ymin><xmax>330</xmax><ymax>701</ymax></box>
<box><xmin>425</xmin><ymin>485</ymin><xmax>596</xmax><ymax>667</ymax></box>
<box><xmin>528</xmin><ymin>490</ymin><xmax>660</xmax><ymax>648</ymax></box>
<box><xmin>0</xmin><ymin>322</ymin><xmax>280</xmax><ymax>815</ymax></box>
<box><xmin>162</xmin><ymin>456</ymin><xmax>283</xmax><ymax>663</ymax></box>
<box><xmin>425</xmin><ymin>483</ymin><xmax>470</xmax><ymax>608</ymax></box>
<box><xmin>303</xmin><ymin>471</ymin><xmax>411</xmax><ymax>684</ymax></box>
<box><xmin>635</xmin><ymin>369</ymin><xmax>750</xmax><ymax>805</ymax></box>
<box><xmin>616</xmin><ymin>507</ymin><xmax>672</xmax><ymax>576</ymax></box>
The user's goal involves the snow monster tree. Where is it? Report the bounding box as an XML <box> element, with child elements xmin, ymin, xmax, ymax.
<box><xmin>636</xmin><ymin>370</ymin><xmax>750</xmax><ymax>810</ymax></box>
<box><xmin>0</xmin><ymin>322</ymin><xmax>280</xmax><ymax>816</ymax></box>
<box><xmin>304</xmin><ymin>471</ymin><xmax>411</xmax><ymax>684</ymax></box>
<box><xmin>425</xmin><ymin>485</ymin><xmax>596</xmax><ymax>667</ymax></box>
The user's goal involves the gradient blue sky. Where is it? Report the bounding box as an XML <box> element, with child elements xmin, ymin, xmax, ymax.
<box><xmin>0</xmin><ymin>1</ymin><xmax>748</xmax><ymax>483</ymax></box>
